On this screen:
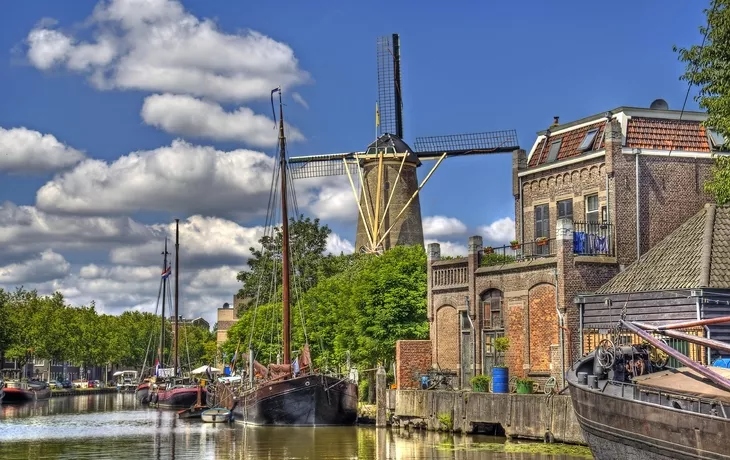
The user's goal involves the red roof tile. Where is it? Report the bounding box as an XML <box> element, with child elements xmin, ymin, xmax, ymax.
<box><xmin>626</xmin><ymin>117</ymin><xmax>710</xmax><ymax>152</ymax></box>
<box><xmin>528</xmin><ymin>121</ymin><xmax>606</xmax><ymax>168</ymax></box>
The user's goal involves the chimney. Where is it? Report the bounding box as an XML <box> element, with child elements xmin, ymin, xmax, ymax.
<box><xmin>552</xmin><ymin>116</ymin><xmax>560</xmax><ymax>127</ymax></box>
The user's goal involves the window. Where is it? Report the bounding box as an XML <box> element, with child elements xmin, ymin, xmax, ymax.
<box><xmin>708</xmin><ymin>129</ymin><xmax>727</xmax><ymax>150</ymax></box>
<box><xmin>535</xmin><ymin>204</ymin><xmax>549</xmax><ymax>238</ymax></box>
<box><xmin>586</xmin><ymin>195</ymin><xmax>599</xmax><ymax>223</ymax></box>
<box><xmin>481</xmin><ymin>290</ymin><xmax>503</xmax><ymax>330</ymax></box>
<box><xmin>578</xmin><ymin>128</ymin><xmax>599</xmax><ymax>151</ymax></box>
<box><xmin>557</xmin><ymin>199</ymin><xmax>573</xmax><ymax>219</ymax></box>
<box><xmin>547</xmin><ymin>139</ymin><xmax>562</xmax><ymax>162</ymax></box>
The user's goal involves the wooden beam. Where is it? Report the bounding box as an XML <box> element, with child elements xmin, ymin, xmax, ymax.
<box><xmin>633</xmin><ymin>321</ymin><xmax>730</xmax><ymax>355</ymax></box>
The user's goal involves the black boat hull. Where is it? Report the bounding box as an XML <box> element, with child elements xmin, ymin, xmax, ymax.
<box><xmin>153</xmin><ymin>387</ymin><xmax>204</xmax><ymax>409</ymax></box>
<box><xmin>233</xmin><ymin>375</ymin><xmax>358</xmax><ymax>426</ymax></box>
<box><xmin>135</xmin><ymin>384</ymin><xmax>149</xmax><ymax>404</ymax></box>
<box><xmin>567</xmin><ymin>354</ymin><xmax>730</xmax><ymax>460</ymax></box>
<box><xmin>1</xmin><ymin>387</ymin><xmax>51</xmax><ymax>403</ymax></box>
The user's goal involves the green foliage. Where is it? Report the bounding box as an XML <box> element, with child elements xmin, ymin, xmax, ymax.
<box><xmin>437</xmin><ymin>413</ymin><xmax>454</xmax><ymax>431</ymax></box>
<box><xmin>675</xmin><ymin>2</ymin><xmax>730</xmax><ymax>204</ymax></box>
<box><xmin>480</xmin><ymin>252</ymin><xmax>516</xmax><ymax>267</ymax></box>
<box><xmin>0</xmin><ymin>287</ymin><xmax>215</xmax><ymax>373</ymax></box>
<box><xmin>227</xmin><ymin>245</ymin><xmax>429</xmax><ymax>378</ymax></box>
<box><xmin>470</xmin><ymin>374</ymin><xmax>491</xmax><ymax>392</ymax></box>
<box><xmin>494</xmin><ymin>337</ymin><xmax>510</xmax><ymax>353</ymax></box>
<box><xmin>236</xmin><ymin>215</ymin><xmax>335</xmax><ymax>314</ymax></box>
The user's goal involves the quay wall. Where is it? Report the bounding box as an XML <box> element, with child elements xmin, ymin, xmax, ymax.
<box><xmin>384</xmin><ymin>390</ymin><xmax>585</xmax><ymax>445</ymax></box>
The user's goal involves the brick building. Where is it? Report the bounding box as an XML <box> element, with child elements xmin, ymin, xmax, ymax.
<box><xmin>216</xmin><ymin>296</ymin><xmax>240</xmax><ymax>347</ymax></box>
<box><xmin>400</xmin><ymin>101</ymin><xmax>725</xmax><ymax>390</ymax></box>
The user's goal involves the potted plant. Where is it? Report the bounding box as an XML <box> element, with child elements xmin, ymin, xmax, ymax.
<box><xmin>510</xmin><ymin>240</ymin><xmax>520</xmax><ymax>250</ymax></box>
<box><xmin>470</xmin><ymin>374</ymin><xmax>491</xmax><ymax>392</ymax></box>
<box><xmin>492</xmin><ymin>337</ymin><xmax>510</xmax><ymax>393</ymax></box>
<box><xmin>485</xmin><ymin>246</ymin><xmax>494</xmax><ymax>254</ymax></box>
<box><xmin>536</xmin><ymin>236</ymin><xmax>549</xmax><ymax>246</ymax></box>
<box><xmin>515</xmin><ymin>377</ymin><xmax>534</xmax><ymax>394</ymax></box>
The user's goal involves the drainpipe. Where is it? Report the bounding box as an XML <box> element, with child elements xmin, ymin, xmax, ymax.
<box><xmin>634</xmin><ymin>148</ymin><xmax>641</xmax><ymax>260</ymax></box>
<box><xmin>554</xmin><ymin>269</ymin><xmax>565</xmax><ymax>388</ymax></box>
<box><xmin>519</xmin><ymin>176</ymin><xmax>524</xmax><ymax>245</ymax></box>
<box><xmin>465</xmin><ymin>296</ymin><xmax>477</xmax><ymax>383</ymax></box>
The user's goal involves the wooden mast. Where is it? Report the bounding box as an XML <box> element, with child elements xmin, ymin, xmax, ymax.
<box><xmin>159</xmin><ymin>238</ymin><xmax>169</xmax><ymax>368</ymax></box>
<box><xmin>173</xmin><ymin>218</ymin><xmax>180</xmax><ymax>376</ymax></box>
<box><xmin>277</xmin><ymin>88</ymin><xmax>291</xmax><ymax>365</ymax></box>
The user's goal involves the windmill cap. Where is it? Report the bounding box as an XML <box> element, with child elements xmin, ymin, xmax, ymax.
<box><xmin>365</xmin><ymin>134</ymin><xmax>420</xmax><ymax>165</ymax></box>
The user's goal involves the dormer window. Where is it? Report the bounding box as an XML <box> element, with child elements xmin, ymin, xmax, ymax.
<box><xmin>578</xmin><ymin>128</ymin><xmax>599</xmax><ymax>152</ymax></box>
<box><xmin>708</xmin><ymin>129</ymin><xmax>726</xmax><ymax>150</ymax></box>
<box><xmin>547</xmin><ymin>139</ymin><xmax>562</xmax><ymax>162</ymax></box>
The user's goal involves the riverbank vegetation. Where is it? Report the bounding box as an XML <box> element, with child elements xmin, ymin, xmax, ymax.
<box><xmin>0</xmin><ymin>289</ymin><xmax>216</xmax><ymax>372</ymax></box>
<box><xmin>226</xmin><ymin>216</ymin><xmax>429</xmax><ymax>400</ymax></box>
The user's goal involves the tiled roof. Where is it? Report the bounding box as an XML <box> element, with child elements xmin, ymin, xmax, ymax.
<box><xmin>626</xmin><ymin>117</ymin><xmax>710</xmax><ymax>152</ymax></box>
<box><xmin>595</xmin><ymin>204</ymin><xmax>730</xmax><ymax>294</ymax></box>
<box><xmin>528</xmin><ymin>121</ymin><xmax>606</xmax><ymax>167</ymax></box>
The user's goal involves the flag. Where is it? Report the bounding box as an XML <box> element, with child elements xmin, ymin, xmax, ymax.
<box><xmin>292</xmin><ymin>357</ymin><xmax>300</xmax><ymax>375</ymax></box>
<box><xmin>375</xmin><ymin>101</ymin><xmax>380</xmax><ymax>127</ymax></box>
<box><xmin>231</xmin><ymin>350</ymin><xmax>238</xmax><ymax>364</ymax></box>
<box><xmin>161</xmin><ymin>266</ymin><xmax>171</xmax><ymax>279</ymax></box>
<box><xmin>154</xmin><ymin>358</ymin><xmax>160</xmax><ymax>376</ymax></box>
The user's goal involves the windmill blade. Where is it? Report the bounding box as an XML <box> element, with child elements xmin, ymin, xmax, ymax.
<box><xmin>288</xmin><ymin>152</ymin><xmax>363</xmax><ymax>179</ymax></box>
<box><xmin>377</xmin><ymin>34</ymin><xmax>403</xmax><ymax>138</ymax></box>
<box><xmin>414</xmin><ymin>130</ymin><xmax>520</xmax><ymax>160</ymax></box>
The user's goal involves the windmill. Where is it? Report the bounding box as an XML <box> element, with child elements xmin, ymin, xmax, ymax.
<box><xmin>289</xmin><ymin>34</ymin><xmax>520</xmax><ymax>254</ymax></box>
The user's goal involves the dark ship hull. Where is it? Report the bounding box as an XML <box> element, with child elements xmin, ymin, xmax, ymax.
<box><xmin>135</xmin><ymin>383</ymin><xmax>150</xmax><ymax>404</ymax></box>
<box><xmin>153</xmin><ymin>386</ymin><xmax>204</xmax><ymax>409</ymax></box>
<box><xmin>567</xmin><ymin>352</ymin><xmax>730</xmax><ymax>460</ymax></box>
<box><xmin>2</xmin><ymin>387</ymin><xmax>51</xmax><ymax>403</ymax></box>
<box><xmin>233</xmin><ymin>374</ymin><xmax>358</xmax><ymax>426</ymax></box>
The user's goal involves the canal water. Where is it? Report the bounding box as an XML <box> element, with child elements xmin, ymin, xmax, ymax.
<box><xmin>0</xmin><ymin>393</ymin><xmax>592</xmax><ymax>459</ymax></box>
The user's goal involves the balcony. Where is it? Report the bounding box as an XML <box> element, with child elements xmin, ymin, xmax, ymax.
<box><xmin>573</xmin><ymin>221</ymin><xmax>614</xmax><ymax>256</ymax></box>
<box><xmin>481</xmin><ymin>238</ymin><xmax>556</xmax><ymax>267</ymax></box>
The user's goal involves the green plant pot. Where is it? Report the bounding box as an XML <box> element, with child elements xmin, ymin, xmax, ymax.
<box><xmin>516</xmin><ymin>382</ymin><xmax>533</xmax><ymax>394</ymax></box>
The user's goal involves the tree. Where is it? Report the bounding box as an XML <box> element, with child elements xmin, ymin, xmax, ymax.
<box><xmin>236</xmin><ymin>215</ymin><xmax>333</xmax><ymax>314</ymax></box>
<box><xmin>675</xmin><ymin>1</ymin><xmax>730</xmax><ymax>204</ymax></box>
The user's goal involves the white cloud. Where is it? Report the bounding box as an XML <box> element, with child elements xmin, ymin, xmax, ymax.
<box><xmin>0</xmin><ymin>201</ymin><xmax>153</xmax><ymax>258</ymax></box>
<box><xmin>325</xmin><ymin>233</ymin><xmax>354</xmax><ymax>255</ymax></box>
<box><xmin>0</xmin><ymin>126</ymin><xmax>85</xmax><ymax>173</ymax></box>
<box><xmin>300</xmin><ymin>178</ymin><xmax>358</xmax><ymax>222</ymax></box>
<box><xmin>422</xmin><ymin>216</ymin><xmax>467</xmax><ymax>238</ymax></box>
<box><xmin>0</xmin><ymin>250</ymin><xmax>71</xmax><ymax>284</ymax></box>
<box><xmin>26</xmin><ymin>0</ymin><xmax>309</xmax><ymax>102</ymax></box>
<box><xmin>109</xmin><ymin>215</ymin><xmax>265</xmax><ymax>268</ymax></box>
<box><xmin>478</xmin><ymin>217</ymin><xmax>515</xmax><ymax>245</ymax></box>
<box><xmin>292</xmin><ymin>92</ymin><xmax>308</xmax><ymax>110</ymax></box>
<box><xmin>140</xmin><ymin>93</ymin><xmax>304</xmax><ymax>147</ymax></box>
<box><xmin>35</xmin><ymin>139</ymin><xmax>276</xmax><ymax>217</ymax></box>
<box><xmin>424</xmin><ymin>239</ymin><xmax>468</xmax><ymax>258</ymax></box>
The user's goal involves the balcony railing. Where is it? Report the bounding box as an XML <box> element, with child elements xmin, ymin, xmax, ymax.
<box><xmin>481</xmin><ymin>238</ymin><xmax>556</xmax><ymax>267</ymax></box>
<box><xmin>573</xmin><ymin>221</ymin><xmax>614</xmax><ymax>256</ymax></box>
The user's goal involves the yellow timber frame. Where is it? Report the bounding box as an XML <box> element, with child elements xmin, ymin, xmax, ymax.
<box><xmin>343</xmin><ymin>149</ymin><xmax>448</xmax><ymax>253</ymax></box>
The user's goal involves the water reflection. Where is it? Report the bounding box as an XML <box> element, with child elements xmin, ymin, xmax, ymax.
<box><xmin>0</xmin><ymin>394</ymin><xmax>589</xmax><ymax>459</ymax></box>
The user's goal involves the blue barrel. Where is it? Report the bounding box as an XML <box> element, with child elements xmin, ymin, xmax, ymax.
<box><xmin>224</xmin><ymin>365</ymin><xmax>231</xmax><ymax>376</ymax></box>
<box><xmin>713</xmin><ymin>358</ymin><xmax>730</xmax><ymax>368</ymax></box>
<box><xmin>492</xmin><ymin>367</ymin><xmax>509</xmax><ymax>393</ymax></box>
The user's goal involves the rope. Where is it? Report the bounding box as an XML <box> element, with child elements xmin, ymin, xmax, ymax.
<box><xmin>140</xmin><ymin>276</ymin><xmax>164</xmax><ymax>379</ymax></box>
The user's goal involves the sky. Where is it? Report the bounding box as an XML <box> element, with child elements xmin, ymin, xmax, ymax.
<box><xmin>0</xmin><ymin>0</ymin><xmax>711</xmax><ymax>328</ymax></box>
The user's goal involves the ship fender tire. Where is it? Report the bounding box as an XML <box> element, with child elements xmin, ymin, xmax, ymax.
<box><xmin>151</xmin><ymin>393</ymin><xmax>159</xmax><ymax>404</ymax></box>
<box><xmin>141</xmin><ymin>395</ymin><xmax>149</xmax><ymax>404</ymax></box>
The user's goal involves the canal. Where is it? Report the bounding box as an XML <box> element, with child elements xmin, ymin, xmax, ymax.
<box><xmin>0</xmin><ymin>393</ymin><xmax>592</xmax><ymax>459</ymax></box>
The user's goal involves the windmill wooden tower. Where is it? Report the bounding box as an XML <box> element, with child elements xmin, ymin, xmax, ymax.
<box><xmin>289</xmin><ymin>34</ymin><xmax>519</xmax><ymax>254</ymax></box>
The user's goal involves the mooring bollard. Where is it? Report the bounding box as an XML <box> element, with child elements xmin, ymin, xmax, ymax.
<box><xmin>376</xmin><ymin>365</ymin><xmax>387</xmax><ymax>427</ymax></box>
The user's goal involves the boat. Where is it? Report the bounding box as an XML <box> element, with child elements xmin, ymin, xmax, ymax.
<box><xmin>567</xmin><ymin>317</ymin><xmax>730</xmax><ymax>460</ymax></box>
<box><xmin>231</xmin><ymin>88</ymin><xmax>358</xmax><ymax>426</ymax></box>
<box><xmin>201</xmin><ymin>407</ymin><xmax>231</xmax><ymax>423</ymax></box>
<box><xmin>1</xmin><ymin>380</ymin><xmax>51</xmax><ymax>403</ymax></box>
<box><xmin>147</xmin><ymin>221</ymin><xmax>206</xmax><ymax>409</ymax></box>
<box><xmin>114</xmin><ymin>370</ymin><xmax>138</xmax><ymax>392</ymax></box>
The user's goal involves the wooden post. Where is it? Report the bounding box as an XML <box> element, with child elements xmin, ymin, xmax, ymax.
<box><xmin>376</xmin><ymin>365</ymin><xmax>387</xmax><ymax>427</ymax></box>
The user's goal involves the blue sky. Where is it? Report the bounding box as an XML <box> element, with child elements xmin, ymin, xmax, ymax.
<box><xmin>0</xmin><ymin>0</ymin><xmax>710</xmax><ymax>325</ymax></box>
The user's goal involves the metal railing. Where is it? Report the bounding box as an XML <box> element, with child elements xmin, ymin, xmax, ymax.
<box><xmin>573</xmin><ymin>221</ymin><xmax>614</xmax><ymax>256</ymax></box>
<box><xmin>481</xmin><ymin>238</ymin><xmax>556</xmax><ymax>267</ymax></box>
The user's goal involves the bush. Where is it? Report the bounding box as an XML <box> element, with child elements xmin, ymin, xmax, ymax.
<box><xmin>359</xmin><ymin>379</ymin><xmax>369</xmax><ymax>402</ymax></box>
<box><xmin>470</xmin><ymin>374</ymin><xmax>491</xmax><ymax>392</ymax></box>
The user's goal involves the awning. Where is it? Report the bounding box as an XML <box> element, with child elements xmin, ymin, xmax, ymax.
<box><xmin>191</xmin><ymin>365</ymin><xmax>222</xmax><ymax>375</ymax></box>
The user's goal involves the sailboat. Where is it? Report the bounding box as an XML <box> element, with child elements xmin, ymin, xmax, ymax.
<box><xmin>231</xmin><ymin>88</ymin><xmax>358</xmax><ymax>426</ymax></box>
<box><xmin>136</xmin><ymin>220</ymin><xmax>206</xmax><ymax>409</ymax></box>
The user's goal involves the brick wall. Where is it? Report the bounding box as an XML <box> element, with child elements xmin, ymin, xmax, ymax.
<box><xmin>434</xmin><ymin>305</ymin><xmax>459</xmax><ymax>372</ymax></box>
<box><xmin>527</xmin><ymin>283</ymin><xmax>558</xmax><ymax>374</ymax></box>
<box><xmin>605</xmin><ymin>119</ymin><xmax>714</xmax><ymax>266</ymax></box>
<box><xmin>395</xmin><ymin>340</ymin><xmax>432</xmax><ymax>389</ymax></box>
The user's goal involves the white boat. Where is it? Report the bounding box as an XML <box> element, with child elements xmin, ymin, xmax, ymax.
<box><xmin>201</xmin><ymin>407</ymin><xmax>231</xmax><ymax>423</ymax></box>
